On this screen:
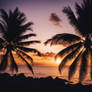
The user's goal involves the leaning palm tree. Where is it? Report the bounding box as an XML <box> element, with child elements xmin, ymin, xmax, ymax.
<box><xmin>45</xmin><ymin>0</ymin><xmax>92</xmax><ymax>82</ymax></box>
<box><xmin>0</xmin><ymin>7</ymin><xmax>41</xmax><ymax>74</ymax></box>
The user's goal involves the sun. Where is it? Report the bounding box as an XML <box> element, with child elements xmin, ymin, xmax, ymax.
<box><xmin>56</xmin><ymin>58</ymin><xmax>61</xmax><ymax>64</ymax></box>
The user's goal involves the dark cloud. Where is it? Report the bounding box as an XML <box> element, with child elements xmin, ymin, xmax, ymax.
<box><xmin>49</xmin><ymin>13</ymin><xmax>62</xmax><ymax>27</ymax></box>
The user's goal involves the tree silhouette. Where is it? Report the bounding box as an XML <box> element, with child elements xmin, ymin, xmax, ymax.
<box><xmin>0</xmin><ymin>7</ymin><xmax>41</xmax><ymax>74</ymax></box>
<box><xmin>45</xmin><ymin>0</ymin><xmax>92</xmax><ymax>82</ymax></box>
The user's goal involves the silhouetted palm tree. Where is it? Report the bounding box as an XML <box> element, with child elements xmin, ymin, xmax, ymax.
<box><xmin>0</xmin><ymin>7</ymin><xmax>41</xmax><ymax>74</ymax></box>
<box><xmin>45</xmin><ymin>0</ymin><xmax>92</xmax><ymax>82</ymax></box>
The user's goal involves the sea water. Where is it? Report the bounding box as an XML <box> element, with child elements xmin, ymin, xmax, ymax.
<box><xmin>1</xmin><ymin>65</ymin><xmax>92</xmax><ymax>85</ymax></box>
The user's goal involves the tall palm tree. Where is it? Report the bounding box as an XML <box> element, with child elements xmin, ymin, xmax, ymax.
<box><xmin>45</xmin><ymin>0</ymin><xmax>92</xmax><ymax>82</ymax></box>
<box><xmin>0</xmin><ymin>7</ymin><xmax>41</xmax><ymax>74</ymax></box>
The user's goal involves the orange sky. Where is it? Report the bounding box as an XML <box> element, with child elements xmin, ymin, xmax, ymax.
<box><xmin>12</xmin><ymin>52</ymin><xmax>58</xmax><ymax>66</ymax></box>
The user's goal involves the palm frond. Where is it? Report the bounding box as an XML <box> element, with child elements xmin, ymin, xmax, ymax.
<box><xmin>90</xmin><ymin>48</ymin><xmax>92</xmax><ymax>79</ymax></box>
<box><xmin>44</xmin><ymin>33</ymin><xmax>82</xmax><ymax>46</ymax></box>
<box><xmin>59</xmin><ymin>43</ymin><xmax>83</xmax><ymax>73</ymax></box>
<box><xmin>9</xmin><ymin>51</ymin><xmax>18</xmax><ymax>72</ymax></box>
<box><xmin>0</xmin><ymin>23</ymin><xmax>6</xmax><ymax>35</ymax></box>
<box><xmin>0</xmin><ymin>50</ymin><xmax>9</xmax><ymax>71</ymax></box>
<box><xmin>76</xmin><ymin>0</ymin><xmax>92</xmax><ymax>36</ymax></box>
<box><xmin>17</xmin><ymin>12</ymin><xmax>25</xmax><ymax>22</ymax></box>
<box><xmin>62</xmin><ymin>0</ymin><xmax>92</xmax><ymax>36</ymax></box>
<box><xmin>0</xmin><ymin>7</ymin><xmax>39</xmax><ymax>74</ymax></box>
<box><xmin>55</xmin><ymin>42</ymin><xmax>82</xmax><ymax>60</ymax></box>
<box><xmin>79</xmin><ymin>48</ymin><xmax>89</xmax><ymax>82</ymax></box>
<box><xmin>16</xmin><ymin>40</ymin><xmax>40</xmax><ymax>46</ymax></box>
<box><xmin>12</xmin><ymin>22</ymin><xmax>33</xmax><ymax>39</ymax></box>
<box><xmin>1</xmin><ymin>7</ymin><xmax>34</xmax><ymax>41</ymax></box>
<box><xmin>20</xmin><ymin>22</ymin><xmax>33</xmax><ymax>32</ymax></box>
<box><xmin>75</xmin><ymin>2</ymin><xmax>83</xmax><ymax>17</ymax></box>
<box><xmin>0</xmin><ymin>38</ymin><xmax>4</xmax><ymax>49</ymax></box>
<box><xmin>9</xmin><ymin>10</ymin><xmax>12</xmax><ymax>18</ymax></box>
<box><xmin>63</xmin><ymin>7</ymin><xmax>80</xmax><ymax>33</ymax></box>
<box><xmin>0</xmin><ymin>38</ymin><xmax>4</xmax><ymax>43</ymax></box>
<box><xmin>9</xmin><ymin>7</ymin><xmax>26</xmax><ymax>26</ymax></box>
<box><xmin>16</xmin><ymin>51</ymin><xmax>34</xmax><ymax>74</ymax></box>
<box><xmin>44</xmin><ymin>39</ymin><xmax>52</xmax><ymax>45</ymax></box>
<box><xmin>17</xmin><ymin>49</ymin><xmax>33</xmax><ymax>64</ymax></box>
<box><xmin>68</xmin><ymin>49</ymin><xmax>84</xmax><ymax>80</ymax></box>
<box><xmin>16</xmin><ymin>46</ymin><xmax>41</xmax><ymax>56</ymax></box>
<box><xmin>14</xmin><ymin>33</ymin><xmax>36</xmax><ymax>42</ymax></box>
<box><xmin>0</xmin><ymin>9</ymin><xmax>8</xmax><ymax>24</ymax></box>
<box><xmin>82</xmin><ymin>0</ymin><xmax>92</xmax><ymax>9</ymax></box>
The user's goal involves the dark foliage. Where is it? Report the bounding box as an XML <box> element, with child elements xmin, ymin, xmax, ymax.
<box><xmin>0</xmin><ymin>7</ymin><xmax>41</xmax><ymax>74</ymax></box>
<box><xmin>45</xmin><ymin>0</ymin><xmax>92</xmax><ymax>82</ymax></box>
<box><xmin>0</xmin><ymin>73</ymin><xmax>92</xmax><ymax>92</ymax></box>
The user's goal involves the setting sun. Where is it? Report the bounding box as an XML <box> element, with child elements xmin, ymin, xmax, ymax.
<box><xmin>56</xmin><ymin>58</ymin><xmax>61</xmax><ymax>64</ymax></box>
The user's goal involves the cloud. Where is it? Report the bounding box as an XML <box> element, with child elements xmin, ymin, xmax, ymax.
<box><xmin>49</xmin><ymin>13</ymin><xmax>62</xmax><ymax>27</ymax></box>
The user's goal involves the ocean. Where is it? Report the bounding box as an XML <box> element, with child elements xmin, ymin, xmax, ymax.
<box><xmin>1</xmin><ymin>65</ymin><xmax>92</xmax><ymax>85</ymax></box>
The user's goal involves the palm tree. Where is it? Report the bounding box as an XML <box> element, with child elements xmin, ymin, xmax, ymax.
<box><xmin>45</xmin><ymin>0</ymin><xmax>92</xmax><ymax>82</ymax></box>
<box><xmin>0</xmin><ymin>7</ymin><xmax>41</xmax><ymax>74</ymax></box>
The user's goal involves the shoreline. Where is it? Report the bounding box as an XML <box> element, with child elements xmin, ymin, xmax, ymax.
<box><xmin>0</xmin><ymin>73</ymin><xmax>92</xmax><ymax>92</ymax></box>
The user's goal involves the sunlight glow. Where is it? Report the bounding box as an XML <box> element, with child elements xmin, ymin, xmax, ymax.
<box><xmin>56</xmin><ymin>58</ymin><xmax>61</xmax><ymax>64</ymax></box>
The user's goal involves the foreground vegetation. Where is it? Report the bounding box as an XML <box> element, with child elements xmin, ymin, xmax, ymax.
<box><xmin>0</xmin><ymin>73</ymin><xmax>92</xmax><ymax>92</ymax></box>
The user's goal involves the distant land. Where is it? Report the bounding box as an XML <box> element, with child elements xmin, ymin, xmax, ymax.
<box><xmin>0</xmin><ymin>52</ymin><xmax>57</xmax><ymax>66</ymax></box>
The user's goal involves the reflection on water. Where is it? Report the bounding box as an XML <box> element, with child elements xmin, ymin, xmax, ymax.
<box><xmin>1</xmin><ymin>65</ymin><xmax>92</xmax><ymax>85</ymax></box>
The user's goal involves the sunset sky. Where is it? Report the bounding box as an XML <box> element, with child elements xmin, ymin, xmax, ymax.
<box><xmin>0</xmin><ymin>0</ymin><xmax>83</xmax><ymax>53</ymax></box>
<box><xmin>0</xmin><ymin>0</ymin><xmax>91</xmax><ymax>85</ymax></box>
